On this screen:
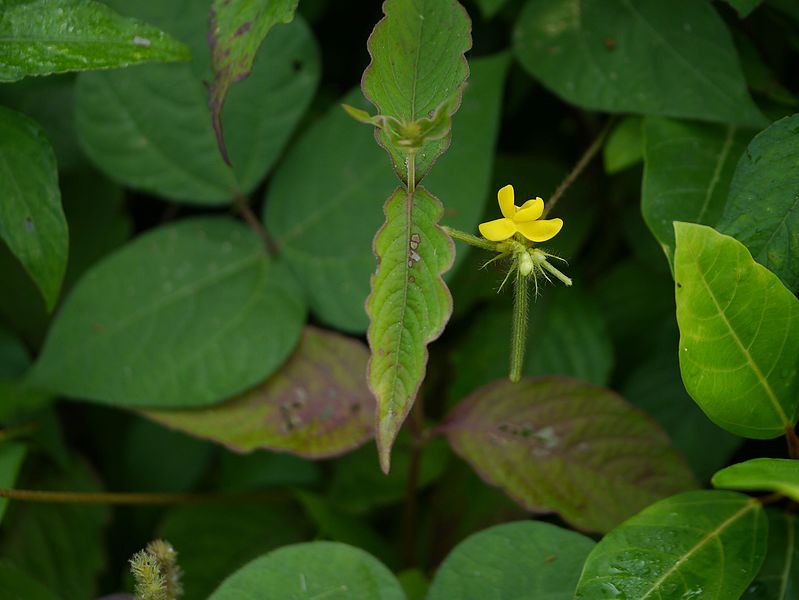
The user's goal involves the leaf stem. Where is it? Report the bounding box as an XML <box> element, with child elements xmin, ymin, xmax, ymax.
<box><xmin>510</xmin><ymin>268</ymin><xmax>529</xmax><ymax>383</ymax></box>
<box><xmin>0</xmin><ymin>422</ymin><xmax>38</xmax><ymax>443</ymax></box>
<box><xmin>786</xmin><ymin>425</ymin><xmax>799</xmax><ymax>459</ymax></box>
<box><xmin>442</xmin><ymin>226</ymin><xmax>500</xmax><ymax>252</ymax></box>
<box><xmin>543</xmin><ymin>117</ymin><xmax>616</xmax><ymax>218</ymax></box>
<box><xmin>407</xmin><ymin>151</ymin><xmax>416</xmax><ymax>194</ymax></box>
<box><xmin>233</xmin><ymin>193</ymin><xmax>276</xmax><ymax>255</ymax></box>
<box><xmin>0</xmin><ymin>488</ymin><xmax>287</xmax><ymax>505</ymax></box>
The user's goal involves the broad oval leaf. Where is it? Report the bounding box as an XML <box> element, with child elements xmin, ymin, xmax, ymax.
<box><xmin>0</xmin><ymin>106</ymin><xmax>67</xmax><ymax>311</ymax></box>
<box><xmin>745</xmin><ymin>510</ymin><xmax>799</xmax><ymax>599</ymax></box>
<box><xmin>440</xmin><ymin>377</ymin><xmax>696</xmax><ymax>532</ymax></box>
<box><xmin>208</xmin><ymin>542</ymin><xmax>405</xmax><ymax>600</ymax></box>
<box><xmin>368</xmin><ymin>186</ymin><xmax>454</xmax><ymax>472</ymax></box>
<box><xmin>427</xmin><ymin>521</ymin><xmax>595</xmax><ymax>600</ymax></box>
<box><xmin>717</xmin><ymin>114</ymin><xmax>799</xmax><ymax>293</ymax></box>
<box><xmin>713</xmin><ymin>458</ymin><xmax>799</xmax><ymax>502</ymax></box>
<box><xmin>266</xmin><ymin>54</ymin><xmax>509</xmax><ymax>332</ymax></box>
<box><xmin>574</xmin><ymin>490</ymin><xmax>767</xmax><ymax>600</ymax></box>
<box><xmin>31</xmin><ymin>218</ymin><xmax>306</xmax><ymax>408</ymax></box>
<box><xmin>514</xmin><ymin>0</ymin><xmax>765</xmax><ymax>126</ymax></box>
<box><xmin>0</xmin><ymin>0</ymin><xmax>189</xmax><ymax>82</ymax></box>
<box><xmin>141</xmin><ymin>326</ymin><xmax>374</xmax><ymax>458</ymax></box>
<box><xmin>674</xmin><ymin>222</ymin><xmax>799</xmax><ymax>438</ymax></box>
<box><xmin>362</xmin><ymin>0</ymin><xmax>472</xmax><ymax>183</ymax></box>
<box><xmin>642</xmin><ymin>117</ymin><xmax>750</xmax><ymax>265</ymax></box>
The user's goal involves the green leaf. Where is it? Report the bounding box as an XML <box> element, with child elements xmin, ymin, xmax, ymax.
<box><xmin>674</xmin><ymin>222</ymin><xmax>799</xmax><ymax>438</ymax></box>
<box><xmin>218</xmin><ymin>448</ymin><xmax>321</xmax><ymax>491</ymax></box>
<box><xmin>140</xmin><ymin>327</ymin><xmax>374</xmax><ymax>458</ymax></box>
<box><xmin>159</xmin><ymin>503</ymin><xmax>310</xmax><ymax>600</ymax></box>
<box><xmin>31</xmin><ymin>218</ymin><xmax>306</xmax><ymax>408</ymax></box>
<box><xmin>0</xmin><ymin>561</ymin><xmax>58</xmax><ymax>600</ymax></box>
<box><xmin>746</xmin><ymin>510</ymin><xmax>799</xmax><ymax>598</ymax></box>
<box><xmin>208</xmin><ymin>542</ymin><xmax>405</xmax><ymax>600</ymax></box>
<box><xmin>713</xmin><ymin>458</ymin><xmax>799</xmax><ymax>501</ymax></box>
<box><xmin>474</xmin><ymin>0</ymin><xmax>511</xmax><ymax>19</ymax></box>
<box><xmin>266</xmin><ymin>54</ymin><xmax>508</xmax><ymax>332</ymax></box>
<box><xmin>0</xmin><ymin>443</ymin><xmax>26</xmax><ymax>524</ymax></box>
<box><xmin>642</xmin><ymin>117</ymin><xmax>751</xmax><ymax>266</ymax></box>
<box><xmin>603</xmin><ymin>116</ymin><xmax>643</xmax><ymax>174</ymax></box>
<box><xmin>441</xmin><ymin>377</ymin><xmax>696</xmax><ymax>533</ymax></box>
<box><xmin>0</xmin><ymin>0</ymin><xmax>189</xmax><ymax>82</ymax></box>
<box><xmin>716</xmin><ymin>114</ymin><xmax>799</xmax><ymax>293</ymax></box>
<box><xmin>575</xmin><ymin>490</ymin><xmax>767</xmax><ymax>600</ymax></box>
<box><xmin>208</xmin><ymin>0</ymin><xmax>299</xmax><ymax>161</ymax></box>
<box><xmin>724</xmin><ymin>0</ymin><xmax>763</xmax><ymax>18</ymax></box>
<box><xmin>428</xmin><ymin>521</ymin><xmax>595</xmax><ymax>600</ymax></box>
<box><xmin>361</xmin><ymin>0</ymin><xmax>471</xmax><ymax>183</ymax></box>
<box><xmin>75</xmin><ymin>3</ymin><xmax>319</xmax><ymax>204</ymax></box>
<box><xmin>367</xmin><ymin>186</ymin><xmax>454</xmax><ymax>473</ymax></box>
<box><xmin>0</xmin><ymin>106</ymin><xmax>67</xmax><ymax>311</ymax></box>
<box><xmin>1</xmin><ymin>457</ymin><xmax>110</xmax><ymax>600</ymax></box>
<box><xmin>514</xmin><ymin>0</ymin><xmax>766</xmax><ymax>126</ymax></box>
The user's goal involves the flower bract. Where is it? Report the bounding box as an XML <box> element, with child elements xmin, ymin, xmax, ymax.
<box><xmin>478</xmin><ymin>184</ymin><xmax>563</xmax><ymax>242</ymax></box>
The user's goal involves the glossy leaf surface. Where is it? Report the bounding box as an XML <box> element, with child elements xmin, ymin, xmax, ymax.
<box><xmin>713</xmin><ymin>458</ymin><xmax>799</xmax><ymax>501</ymax></box>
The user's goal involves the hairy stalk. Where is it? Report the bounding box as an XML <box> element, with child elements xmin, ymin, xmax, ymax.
<box><xmin>233</xmin><ymin>193</ymin><xmax>276</xmax><ymax>255</ymax></box>
<box><xmin>510</xmin><ymin>268</ymin><xmax>529</xmax><ymax>383</ymax></box>
<box><xmin>543</xmin><ymin>117</ymin><xmax>616</xmax><ymax>218</ymax></box>
<box><xmin>0</xmin><ymin>488</ymin><xmax>287</xmax><ymax>505</ymax></box>
<box><xmin>442</xmin><ymin>226</ymin><xmax>501</xmax><ymax>252</ymax></box>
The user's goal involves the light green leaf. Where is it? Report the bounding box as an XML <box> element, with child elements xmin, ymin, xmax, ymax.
<box><xmin>603</xmin><ymin>116</ymin><xmax>643</xmax><ymax>174</ymax></box>
<box><xmin>428</xmin><ymin>521</ymin><xmax>595</xmax><ymax>600</ymax></box>
<box><xmin>208</xmin><ymin>542</ymin><xmax>405</xmax><ymax>600</ymax></box>
<box><xmin>0</xmin><ymin>106</ymin><xmax>67</xmax><ymax>311</ymax></box>
<box><xmin>367</xmin><ymin>186</ymin><xmax>454</xmax><ymax>472</ymax></box>
<box><xmin>361</xmin><ymin>0</ymin><xmax>471</xmax><ymax>183</ymax></box>
<box><xmin>746</xmin><ymin>510</ymin><xmax>799</xmax><ymax>598</ymax></box>
<box><xmin>31</xmin><ymin>218</ymin><xmax>306</xmax><ymax>408</ymax></box>
<box><xmin>713</xmin><ymin>458</ymin><xmax>799</xmax><ymax>501</ymax></box>
<box><xmin>0</xmin><ymin>443</ymin><xmax>27</xmax><ymax>524</ymax></box>
<box><xmin>717</xmin><ymin>114</ymin><xmax>799</xmax><ymax>293</ymax></box>
<box><xmin>0</xmin><ymin>561</ymin><xmax>58</xmax><ymax>600</ymax></box>
<box><xmin>208</xmin><ymin>0</ymin><xmax>299</xmax><ymax>160</ymax></box>
<box><xmin>674</xmin><ymin>222</ymin><xmax>799</xmax><ymax>438</ymax></box>
<box><xmin>0</xmin><ymin>0</ymin><xmax>189</xmax><ymax>82</ymax></box>
<box><xmin>574</xmin><ymin>490</ymin><xmax>767</xmax><ymax>600</ymax></box>
<box><xmin>141</xmin><ymin>327</ymin><xmax>374</xmax><ymax>458</ymax></box>
<box><xmin>514</xmin><ymin>0</ymin><xmax>766</xmax><ymax>126</ymax></box>
<box><xmin>75</xmin><ymin>2</ymin><xmax>319</xmax><ymax>204</ymax></box>
<box><xmin>266</xmin><ymin>54</ymin><xmax>509</xmax><ymax>332</ymax></box>
<box><xmin>642</xmin><ymin>117</ymin><xmax>751</xmax><ymax>266</ymax></box>
<box><xmin>441</xmin><ymin>377</ymin><xmax>696</xmax><ymax>533</ymax></box>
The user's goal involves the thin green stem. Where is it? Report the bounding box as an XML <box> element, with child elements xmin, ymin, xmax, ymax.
<box><xmin>442</xmin><ymin>226</ymin><xmax>500</xmax><ymax>252</ymax></box>
<box><xmin>0</xmin><ymin>488</ymin><xmax>287</xmax><ymax>505</ymax></box>
<box><xmin>510</xmin><ymin>268</ymin><xmax>529</xmax><ymax>383</ymax></box>
<box><xmin>543</xmin><ymin>117</ymin><xmax>616</xmax><ymax>218</ymax></box>
<box><xmin>233</xmin><ymin>193</ymin><xmax>277</xmax><ymax>255</ymax></box>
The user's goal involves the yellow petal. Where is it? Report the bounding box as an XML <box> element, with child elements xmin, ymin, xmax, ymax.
<box><xmin>478</xmin><ymin>217</ymin><xmax>516</xmax><ymax>241</ymax></box>
<box><xmin>514</xmin><ymin>197</ymin><xmax>544</xmax><ymax>222</ymax></box>
<box><xmin>497</xmin><ymin>185</ymin><xmax>515</xmax><ymax>219</ymax></box>
<box><xmin>516</xmin><ymin>218</ymin><xmax>563</xmax><ymax>242</ymax></box>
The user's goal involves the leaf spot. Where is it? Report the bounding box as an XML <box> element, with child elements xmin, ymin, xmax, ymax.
<box><xmin>132</xmin><ymin>36</ymin><xmax>151</xmax><ymax>47</ymax></box>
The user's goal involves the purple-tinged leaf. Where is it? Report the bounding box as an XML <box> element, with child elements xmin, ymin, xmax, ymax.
<box><xmin>141</xmin><ymin>327</ymin><xmax>374</xmax><ymax>459</ymax></box>
<box><xmin>208</xmin><ymin>0</ymin><xmax>299</xmax><ymax>163</ymax></box>
<box><xmin>440</xmin><ymin>377</ymin><xmax>697</xmax><ymax>533</ymax></box>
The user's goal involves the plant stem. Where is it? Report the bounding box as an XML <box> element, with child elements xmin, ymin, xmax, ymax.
<box><xmin>233</xmin><ymin>193</ymin><xmax>276</xmax><ymax>255</ymax></box>
<box><xmin>0</xmin><ymin>488</ymin><xmax>287</xmax><ymax>505</ymax></box>
<box><xmin>786</xmin><ymin>425</ymin><xmax>799</xmax><ymax>459</ymax></box>
<box><xmin>0</xmin><ymin>422</ymin><xmax>38</xmax><ymax>443</ymax></box>
<box><xmin>442</xmin><ymin>226</ymin><xmax>499</xmax><ymax>252</ymax></box>
<box><xmin>407</xmin><ymin>151</ymin><xmax>416</xmax><ymax>195</ymax></box>
<box><xmin>509</xmin><ymin>268</ymin><xmax>529</xmax><ymax>383</ymax></box>
<box><xmin>543</xmin><ymin>117</ymin><xmax>616</xmax><ymax>218</ymax></box>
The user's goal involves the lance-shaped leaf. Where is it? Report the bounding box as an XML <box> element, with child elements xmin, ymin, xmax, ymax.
<box><xmin>141</xmin><ymin>327</ymin><xmax>374</xmax><ymax>458</ymax></box>
<box><xmin>361</xmin><ymin>0</ymin><xmax>471</xmax><ymax>183</ymax></box>
<box><xmin>717</xmin><ymin>114</ymin><xmax>799</xmax><ymax>293</ymax></box>
<box><xmin>674</xmin><ymin>222</ymin><xmax>799</xmax><ymax>438</ymax></box>
<box><xmin>440</xmin><ymin>377</ymin><xmax>696</xmax><ymax>533</ymax></box>
<box><xmin>574</xmin><ymin>490</ymin><xmax>767</xmax><ymax>600</ymax></box>
<box><xmin>0</xmin><ymin>0</ymin><xmax>189</xmax><ymax>82</ymax></box>
<box><xmin>30</xmin><ymin>218</ymin><xmax>306</xmax><ymax>408</ymax></box>
<box><xmin>713</xmin><ymin>458</ymin><xmax>799</xmax><ymax>502</ymax></box>
<box><xmin>367</xmin><ymin>186</ymin><xmax>454</xmax><ymax>473</ymax></box>
<box><xmin>208</xmin><ymin>0</ymin><xmax>299</xmax><ymax>162</ymax></box>
<box><xmin>0</xmin><ymin>107</ymin><xmax>67</xmax><ymax>311</ymax></box>
<box><xmin>642</xmin><ymin>117</ymin><xmax>750</xmax><ymax>266</ymax></box>
<box><xmin>748</xmin><ymin>510</ymin><xmax>799</xmax><ymax>598</ymax></box>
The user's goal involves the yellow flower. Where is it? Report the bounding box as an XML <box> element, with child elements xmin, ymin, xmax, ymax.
<box><xmin>478</xmin><ymin>185</ymin><xmax>563</xmax><ymax>242</ymax></box>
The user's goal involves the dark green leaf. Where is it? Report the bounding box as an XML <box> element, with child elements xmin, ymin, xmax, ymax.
<box><xmin>745</xmin><ymin>510</ymin><xmax>799</xmax><ymax>599</ymax></box>
<box><xmin>724</xmin><ymin>0</ymin><xmax>763</xmax><ymax>18</ymax></box>
<box><xmin>674</xmin><ymin>223</ymin><xmax>799</xmax><ymax>438</ymax></box>
<box><xmin>31</xmin><ymin>218</ymin><xmax>306</xmax><ymax>408</ymax></box>
<box><xmin>713</xmin><ymin>458</ymin><xmax>799</xmax><ymax>501</ymax></box>
<box><xmin>0</xmin><ymin>0</ymin><xmax>189</xmax><ymax>82</ymax></box>
<box><xmin>603</xmin><ymin>116</ymin><xmax>643</xmax><ymax>174</ymax></box>
<box><xmin>575</xmin><ymin>490</ymin><xmax>767</xmax><ymax>600</ymax></box>
<box><xmin>0</xmin><ymin>560</ymin><xmax>58</xmax><ymax>600</ymax></box>
<box><xmin>0</xmin><ymin>106</ymin><xmax>67</xmax><ymax>311</ymax></box>
<box><xmin>441</xmin><ymin>377</ymin><xmax>696</xmax><ymax>532</ymax></box>
<box><xmin>0</xmin><ymin>443</ymin><xmax>27</xmax><ymax>524</ymax></box>
<box><xmin>514</xmin><ymin>0</ymin><xmax>766</xmax><ymax>126</ymax></box>
<box><xmin>428</xmin><ymin>521</ymin><xmax>595</xmax><ymax>600</ymax></box>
